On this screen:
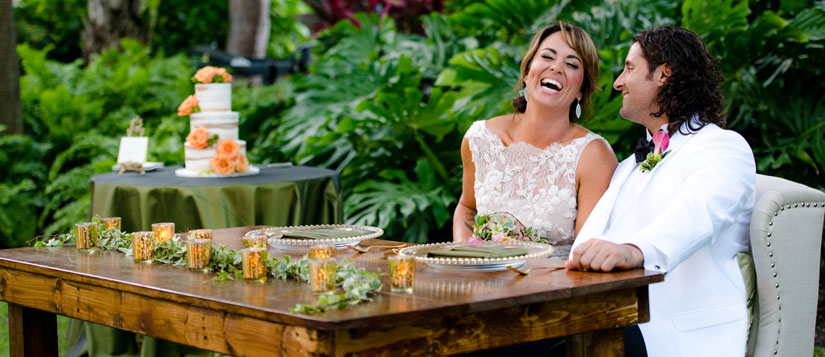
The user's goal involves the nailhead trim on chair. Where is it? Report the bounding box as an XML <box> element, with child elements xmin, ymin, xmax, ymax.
<box><xmin>766</xmin><ymin>201</ymin><xmax>825</xmax><ymax>355</ymax></box>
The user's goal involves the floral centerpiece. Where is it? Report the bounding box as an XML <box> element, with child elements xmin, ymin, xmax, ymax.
<box><xmin>470</xmin><ymin>212</ymin><xmax>546</xmax><ymax>243</ymax></box>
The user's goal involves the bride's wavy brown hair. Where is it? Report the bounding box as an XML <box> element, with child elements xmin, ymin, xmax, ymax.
<box><xmin>632</xmin><ymin>26</ymin><xmax>726</xmax><ymax>134</ymax></box>
<box><xmin>511</xmin><ymin>21</ymin><xmax>600</xmax><ymax>122</ymax></box>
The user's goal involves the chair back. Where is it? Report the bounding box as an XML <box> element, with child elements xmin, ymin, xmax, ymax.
<box><xmin>747</xmin><ymin>174</ymin><xmax>825</xmax><ymax>356</ymax></box>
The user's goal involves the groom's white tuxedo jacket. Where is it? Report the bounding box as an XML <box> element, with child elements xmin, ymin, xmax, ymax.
<box><xmin>572</xmin><ymin>121</ymin><xmax>755</xmax><ymax>356</ymax></box>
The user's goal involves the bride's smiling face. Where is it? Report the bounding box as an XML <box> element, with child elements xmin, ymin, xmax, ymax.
<box><xmin>525</xmin><ymin>32</ymin><xmax>584</xmax><ymax>113</ymax></box>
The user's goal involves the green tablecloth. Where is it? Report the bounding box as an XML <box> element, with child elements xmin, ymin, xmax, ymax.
<box><xmin>67</xmin><ymin>165</ymin><xmax>342</xmax><ymax>357</ymax></box>
<box><xmin>88</xmin><ymin>166</ymin><xmax>341</xmax><ymax>232</ymax></box>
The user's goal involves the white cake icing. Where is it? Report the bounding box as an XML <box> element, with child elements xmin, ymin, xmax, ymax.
<box><xmin>184</xmin><ymin>140</ymin><xmax>247</xmax><ymax>172</ymax></box>
<box><xmin>195</xmin><ymin>83</ymin><xmax>231</xmax><ymax>112</ymax></box>
<box><xmin>179</xmin><ymin>77</ymin><xmax>254</xmax><ymax>176</ymax></box>
<box><xmin>189</xmin><ymin>112</ymin><xmax>239</xmax><ymax>140</ymax></box>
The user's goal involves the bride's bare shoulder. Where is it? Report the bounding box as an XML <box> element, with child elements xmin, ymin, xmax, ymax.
<box><xmin>484</xmin><ymin>114</ymin><xmax>518</xmax><ymax>136</ymax></box>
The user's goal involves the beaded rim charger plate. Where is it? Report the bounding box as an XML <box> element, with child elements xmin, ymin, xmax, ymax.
<box><xmin>398</xmin><ymin>241</ymin><xmax>554</xmax><ymax>272</ymax></box>
<box><xmin>256</xmin><ymin>224</ymin><xmax>384</xmax><ymax>250</ymax></box>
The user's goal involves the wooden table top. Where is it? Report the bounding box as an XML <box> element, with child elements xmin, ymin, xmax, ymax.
<box><xmin>0</xmin><ymin>226</ymin><xmax>663</xmax><ymax>331</ymax></box>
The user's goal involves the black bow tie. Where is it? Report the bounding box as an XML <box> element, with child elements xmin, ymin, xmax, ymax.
<box><xmin>634</xmin><ymin>136</ymin><xmax>655</xmax><ymax>163</ymax></box>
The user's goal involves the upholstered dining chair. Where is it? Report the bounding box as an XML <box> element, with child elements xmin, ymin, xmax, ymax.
<box><xmin>746</xmin><ymin>174</ymin><xmax>825</xmax><ymax>356</ymax></box>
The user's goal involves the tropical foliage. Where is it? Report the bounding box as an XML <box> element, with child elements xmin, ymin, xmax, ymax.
<box><xmin>4</xmin><ymin>0</ymin><xmax>824</xmax><ymax>250</ymax></box>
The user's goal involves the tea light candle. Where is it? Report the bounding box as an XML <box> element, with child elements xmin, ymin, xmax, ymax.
<box><xmin>309</xmin><ymin>244</ymin><xmax>336</xmax><ymax>259</ymax></box>
<box><xmin>75</xmin><ymin>222</ymin><xmax>99</xmax><ymax>252</ymax></box>
<box><xmin>100</xmin><ymin>217</ymin><xmax>121</xmax><ymax>230</ymax></box>
<box><xmin>309</xmin><ymin>258</ymin><xmax>337</xmax><ymax>294</ymax></box>
<box><xmin>151</xmin><ymin>222</ymin><xmax>175</xmax><ymax>243</ymax></box>
<box><xmin>188</xmin><ymin>229</ymin><xmax>213</xmax><ymax>240</ymax></box>
<box><xmin>242</xmin><ymin>233</ymin><xmax>267</xmax><ymax>248</ymax></box>
<box><xmin>186</xmin><ymin>238</ymin><xmax>211</xmax><ymax>272</ymax></box>
<box><xmin>132</xmin><ymin>231</ymin><xmax>155</xmax><ymax>263</ymax></box>
<box><xmin>242</xmin><ymin>247</ymin><xmax>267</xmax><ymax>282</ymax></box>
<box><xmin>388</xmin><ymin>255</ymin><xmax>415</xmax><ymax>293</ymax></box>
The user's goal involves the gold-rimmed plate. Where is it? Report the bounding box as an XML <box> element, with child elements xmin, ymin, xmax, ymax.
<box><xmin>252</xmin><ymin>224</ymin><xmax>384</xmax><ymax>250</ymax></box>
<box><xmin>398</xmin><ymin>241</ymin><xmax>553</xmax><ymax>272</ymax></box>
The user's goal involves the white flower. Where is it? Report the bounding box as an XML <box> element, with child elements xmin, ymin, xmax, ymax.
<box><xmin>558</xmin><ymin>188</ymin><xmax>573</xmax><ymax>201</ymax></box>
<box><xmin>484</xmin><ymin>170</ymin><xmax>503</xmax><ymax>189</ymax></box>
<box><xmin>561</xmin><ymin>146</ymin><xmax>577</xmax><ymax>162</ymax></box>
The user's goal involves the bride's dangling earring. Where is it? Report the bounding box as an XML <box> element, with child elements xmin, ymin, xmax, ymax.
<box><xmin>521</xmin><ymin>87</ymin><xmax>529</xmax><ymax>103</ymax></box>
<box><xmin>575</xmin><ymin>97</ymin><xmax>581</xmax><ymax>118</ymax></box>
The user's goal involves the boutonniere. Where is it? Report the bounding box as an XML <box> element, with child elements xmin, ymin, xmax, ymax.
<box><xmin>640</xmin><ymin>131</ymin><xmax>670</xmax><ymax>172</ymax></box>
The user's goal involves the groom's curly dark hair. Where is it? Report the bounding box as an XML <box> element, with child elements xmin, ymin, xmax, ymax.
<box><xmin>633</xmin><ymin>26</ymin><xmax>726</xmax><ymax>134</ymax></box>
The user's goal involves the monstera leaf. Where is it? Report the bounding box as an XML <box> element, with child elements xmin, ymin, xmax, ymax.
<box><xmin>436</xmin><ymin>47</ymin><xmax>521</xmax><ymax>126</ymax></box>
<box><xmin>345</xmin><ymin>160</ymin><xmax>454</xmax><ymax>244</ymax></box>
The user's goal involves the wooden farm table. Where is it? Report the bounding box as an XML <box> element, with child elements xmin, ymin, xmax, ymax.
<box><xmin>0</xmin><ymin>227</ymin><xmax>663</xmax><ymax>356</ymax></box>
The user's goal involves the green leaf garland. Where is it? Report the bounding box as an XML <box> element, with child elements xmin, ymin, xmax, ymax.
<box><xmin>30</xmin><ymin>217</ymin><xmax>383</xmax><ymax>314</ymax></box>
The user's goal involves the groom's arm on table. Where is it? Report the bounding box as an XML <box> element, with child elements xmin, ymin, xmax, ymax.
<box><xmin>566</xmin><ymin>129</ymin><xmax>755</xmax><ymax>272</ymax></box>
<box><xmin>453</xmin><ymin>137</ymin><xmax>477</xmax><ymax>242</ymax></box>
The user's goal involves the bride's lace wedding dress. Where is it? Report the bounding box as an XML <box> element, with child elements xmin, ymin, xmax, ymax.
<box><xmin>466</xmin><ymin>120</ymin><xmax>607</xmax><ymax>257</ymax></box>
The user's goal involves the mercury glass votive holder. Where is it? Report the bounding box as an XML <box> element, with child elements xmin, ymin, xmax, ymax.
<box><xmin>242</xmin><ymin>233</ymin><xmax>267</xmax><ymax>248</ymax></box>
<box><xmin>188</xmin><ymin>229</ymin><xmax>213</xmax><ymax>240</ymax></box>
<box><xmin>388</xmin><ymin>255</ymin><xmax>415</xmax><ymax>293</ymax></box>
<box><xmin>151</xmin><ymin>222</ymin><xmax>175</xmax><ymax>243</ymax></box>
<box><xmin>309</xmin><ymin>258</ymin><xmax>337</xmax><ymax>294</ymax></box>
<box><xmin>242</xmin><ymin>247</ymin><xmax>267</xmax><ymax>282</ymax></box>
<box><xmin>132</xmin><ymin>231</ymin><xmax>155</xmax><ymax>263</ymax></box>
<box><xmin>186</xmin><ymin>238</ymin><xmax>211</xmax><ymax>272</ymax></box>
<box><xmin>75</xmin><ymin>222</ymin><xmax>99</xmax><ymax>252</ymax></box>
<box><xmin>100</xmin><ymin>217</ymin><xmax>121</xmax><ymax>231</ymax></box>
<box><xmin>309</xmin><ymin>244</ymin><xmax>336</xmax><ymax>259</ymax></box>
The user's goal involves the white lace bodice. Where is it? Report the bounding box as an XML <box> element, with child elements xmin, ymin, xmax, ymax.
<box><xmin>466</xmin><ymin>120</ymin><xmax>606</xmax><ymax>257</ymax></box>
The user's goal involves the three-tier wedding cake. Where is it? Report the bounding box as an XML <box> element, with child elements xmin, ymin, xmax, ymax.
<box><xmin>175</xmin><ymin>66</ymin><xmax>257</xmax><ymax>177</ymax></box>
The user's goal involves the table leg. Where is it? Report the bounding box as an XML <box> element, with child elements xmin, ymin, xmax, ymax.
<box><xmin>8</xmin><ymin>302</ymin><xmax>58</xmax><ymax>357</ymax></box>
<box><xmin>567</xmin><ymin>327</ymin><xmax>625</xmax><ymax>357</ymax></box>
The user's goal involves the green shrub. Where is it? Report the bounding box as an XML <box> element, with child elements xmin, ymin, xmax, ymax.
<box><xmin>13</xmin><ymin>0</ymin><xmax>86</xmax><ymax>62</ymax></box>
<box><xmin>2</xmin><ymin>40</ymin><xmax>194</xmax><ymax>246</ymax></box>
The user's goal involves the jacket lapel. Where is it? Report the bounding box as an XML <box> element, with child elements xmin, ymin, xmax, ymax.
<box><xmin>603</xmin><ymin>127</ymin><xmax>693</xmax><ymax>234</ymax></box>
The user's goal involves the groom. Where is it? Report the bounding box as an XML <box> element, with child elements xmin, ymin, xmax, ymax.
<box><xmin>565</xmin><ymin>26</ymin><xmax>756</xmax><ymax>356</ymax></box>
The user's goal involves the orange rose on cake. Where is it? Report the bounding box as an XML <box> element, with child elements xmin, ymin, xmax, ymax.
<box><xmin>193</xmin><ymin>66</ymin><xmax>232</xmax><ymax>84</ymax></box>
<box><xmin>236</xmin><ymin>154</ymin><xmax>248</xmax><ymax>172</ymax></box>
<box><xmin>216</xmin><ymin>139</ymin><xmax>239</xmax><ymax>157</ymax></box>
<box><xmin>177</xmin><ymin>95</ymin><xmax>199</xmax><ymax>116</ymax></box>
<box><xmin>210</xmin><ymin>155</ymin><xmax>236</xmax><ymax>174</ymax></box>
<box><xmin>214</xmin><ymin>67</ymin><xmax>232</xmax><ymax>82</ymax></box>
<box><xmin>194</xmin><ymin>66</ymin><xmax>217</xmax><ymax>84</ymax></box>
<box><xmin>186</xmin><ymin>126</ymin><xmax>210</xmax><ymax>149</ymax></box>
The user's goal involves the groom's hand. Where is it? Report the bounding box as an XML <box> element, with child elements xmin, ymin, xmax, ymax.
<box><xmin>565</xmin><ymin>239</ymin><xmax>644</xmax><ymax>272</ymax></box>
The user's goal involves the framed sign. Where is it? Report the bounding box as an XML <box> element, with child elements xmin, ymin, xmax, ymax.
<box><xmin>117</xmin><ymin>137</ymin><xmax>148</xmax><ymax>164</ymax></box>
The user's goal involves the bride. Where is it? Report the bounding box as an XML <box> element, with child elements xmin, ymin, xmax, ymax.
<box><xmin>453</xmin><ymin>21</ymin><xmax>617</xmax><ymax>258</ymax></box>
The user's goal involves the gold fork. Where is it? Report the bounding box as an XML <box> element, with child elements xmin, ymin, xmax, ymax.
<box><xmin>344</xmin><ymin>244</ymin><xmax>409</xmax><ymax>254</ymax></box>
<box><xmin>506</xmin><ymin>265</ymin><xmax>565</xmax><ymax>275</ymax></box>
